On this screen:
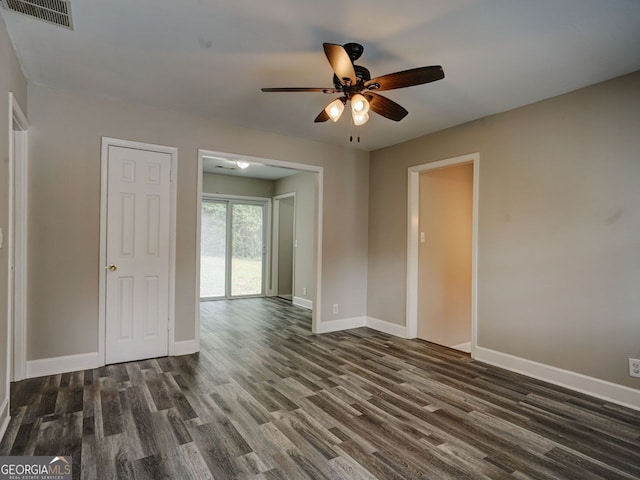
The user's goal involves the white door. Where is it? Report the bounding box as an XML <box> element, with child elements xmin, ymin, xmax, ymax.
<box><xmin>105</xmin><ymin>145</ymin><xmax>171</xmax><ymax>364</ymax></box>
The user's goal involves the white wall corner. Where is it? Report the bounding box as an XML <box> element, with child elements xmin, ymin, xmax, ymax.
<box><xmin>174</xmin><ymin>339</ymin><xmax>200</xmax><ymax>356</ymax></box>
<box><xmin>316</xmin><ymin>316</ymin><xmax>366</xmax><ymax>334</ymax></box>
<box><xmin>474</xmin><ymin>347</ymin><xmax>640</xmax><ymax>411</ymax></box>
<box><xmin>26</xmin><ymin>352</ymin><xmax>101</xmax><ymax>379</ymax></box>
<box><xmin>0</xmin><ymin>397</ymin><xmax>10</xmax><ymax>442</ymax></box>
<box><xmin>366</xmin><ymin>316</ymin><xmax>409</xmax><ymax>338</ymax></box>
<box><xmin>292</xmin><ymin>296</ymin><xmax>313</xmax><ymax>310</ymax></box>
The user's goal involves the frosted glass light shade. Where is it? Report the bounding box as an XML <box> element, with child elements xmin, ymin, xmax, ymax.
<box><xmin>325</xmin><ymin>99</ymin><xmax>345</xmax><ymax>122</ymax></box>
<box><xmin>352</xmin><ymin>111</ymin><xmax>369</xmax><ymax>126</ymax></box>
<box><xmin>350</xmin><ymin>93</ymin><xmax>370</xmax><ymax>115</ymax></box>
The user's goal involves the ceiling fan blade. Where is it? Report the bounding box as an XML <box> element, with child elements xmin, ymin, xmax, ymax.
<box><xmin>365</xmin><ymin>66</ymin><xmax>444</xmax><ymax>91</ymax></box>
<box><xmin>261</xmin><ymin>87</ymin><xmax>337</xmax><ymax>93</ymax></box>
<box><xmin>314</xmin><ymin>109</ymin><xmax>330</xmax><ymax>123</ymax></box>
<box><xmin>323</xmin><ymin>43</ymin><xmax>356</xmax><ymax>85</ymax></box>
<box><xmin>363</xmin><ymin>92</ymin><xmax>408</xmax><ymax>121</ymax></box>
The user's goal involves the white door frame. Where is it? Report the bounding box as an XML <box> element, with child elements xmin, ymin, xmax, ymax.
<box><xmin>196</xmin><ymin>149</ymin><xmax>323</xmax><ymax>337</ymax></box>
<box><xmin>99</xmin><ymin>137</ymin><xmax>178</xmax><ymax>364</ymax></box>
<box><xmin>271</xmin><ymin>192</ymin><xmax>296</xmax><ymax>299</ymax></box>
<box><xmin>8</xmin><ymin>93</ymin><xmax>29</xmax><ymax>382</ymax></box>
<box><xmin>406</xmin><ymin>153</ymin><xmax>479</xmax><ymax>356</ymax></box>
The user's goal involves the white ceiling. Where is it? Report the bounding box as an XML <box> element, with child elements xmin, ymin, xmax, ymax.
<box><xmin>2</xmin><ymin>0</ymin><xmax>640</xmax><ymax>151</ymax></box>
<box><xmin>202</xmin><ymin>154</ymin><xmax>300</xmax><ymax>180</ymax></box>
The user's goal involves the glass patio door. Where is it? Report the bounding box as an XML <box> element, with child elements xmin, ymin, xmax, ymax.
<box><xmin>201</xmin><ymin>198</ymin><xmax>266</xmax><ymax>299</ymax></box>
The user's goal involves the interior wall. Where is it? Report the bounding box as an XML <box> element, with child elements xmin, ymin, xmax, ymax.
<box><xmin>418</xmin><ymin>164</ymin><xmax>473</xmax><ymax>348</ymax></box>
<box><xmin>274</xmin><ymin>172</ymin><xmax>318</xmax><ymax>306</ymax></box>
<box><xmin>276</xmin><ymin>196</ymin><xmax>294</xmax><ymax>298</ymax></box>
<box><xmin>202</xmin><ymin>172</ymin><xmax>274</xmax><ymax>198</ymax></box>
<box><xmin>0</xmin><ymin>16</ymin><xmax>28</xmax><ymax>415</ymax></box>
<box><xmin>368</xmin><ymin>71</ymin><xmax>640</xmax><ymax>388</ymax></box>
<box><xmin>26</xmin><ymin>84</ymin><xmax>369</xmax><ymax>361</ymax></box>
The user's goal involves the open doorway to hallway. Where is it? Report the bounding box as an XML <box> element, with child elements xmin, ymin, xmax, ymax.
<box><xmin>407</xmin><ymin>153</ymin><xmax>479</xmax><ymax>354</ymax></box>
<box><xmin>195</xmin><ymin>151</ymin><xmax>322</xmax><ymax>337</ymax></box>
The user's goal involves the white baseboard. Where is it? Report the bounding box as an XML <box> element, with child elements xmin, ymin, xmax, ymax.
<box><xmin>366</xmin><ymin>316</ymin><xmax>408</xmax><ymax>338</ymax></box>
<box><xmin>0</xmin><ymin>397</ymin><xmax>9</xmax><ymax>442</ymax></box>
<box><xmin>451</xmin><ymin>342</ymin><xmax>471</xmax><ymax>353</ymax></box>
<box><xmin>474</xmin><ymin>347</ymin><xmax>640</xmax><ymax>411</ymax></box>
<box><xmin>279</xmin><ymin>294</ymin><xmax>293</xmax><ymax>301</ymax></box>
<box><xmin>292</xmin><ymin>296</ymin><xmax>313</xmax><ymax>310</ymax></box>
<box><xmin>316</xmin><ymin>316</ymin><xmax>366</xmax><ymax>334</ymax></box>
<box><xmin>26</xmin><ymin>351</ymin><xmax>102</xmax><ymax>379</ymax></box>
<box><xmin>174</xmin><ymin>339</ymin><xmax>199</xmax><ymax>356</ymax></box>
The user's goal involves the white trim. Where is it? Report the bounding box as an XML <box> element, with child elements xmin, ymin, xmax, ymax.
<box><xmin>406</xmin><ymin>153</ymin><xmax>479</xmax><ymax>357</ymax></box>
<box><xmin>8</xmin><ymin>93</ymin><xmax>29</xmax><ymax>383</ymax></box>
<box><xmin>99</xmin><ymin>137</ymin><xmax>178</xmax><ymax>365</ymax></box>
<box><xmin>316</xmin><ymin>316</ymin><xmax>366</xmax><ymax>334</ymax></box>
<box><xmin>292</xmin><ymin>296</ymin><xmax>312</xmax><ymax>310</ymax></box>
<box><xmin>194</xmin><ymin>152</ymin><xmax>203</xmax><ymax>354</ymax></box>
<box><xmin>366</xmin><ymin>316</ymin><xmax>408</xmax><ymax>338</ymax></box>
<box><xmin>26</xmin><ymin>352</ymin><xmax>101</xmax><ymax>379</ymax></box>
<box><xmin>174</xmin><ymin>340</ymin><xmax>199</xmax><ymax>356</ymax></box>
<box><xmin>0</xmin><ymin>396</ymin><xmax>9</xmax><ymax>442</ymax></box>
<box><xmin>196</xmin><ymin>150</ymin><xmax>324</xmax><ymax>337</ymax></box>
<box><xmin>451</xmin><ymin>342</ymin><xmax>472</xmax><ymax>353</ymax></box>
<box><xmin>475</xmin><ymin>347</ymin><xmax>640</xmax><ymax>411</ymax></box>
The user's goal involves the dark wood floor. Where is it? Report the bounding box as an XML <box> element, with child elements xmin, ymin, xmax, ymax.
<box><xmin>2</xmin><ymin>298</ymin><xmax>639</xmax><ymax>479</ymax></box>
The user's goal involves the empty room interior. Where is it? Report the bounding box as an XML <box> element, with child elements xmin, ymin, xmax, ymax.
<box><xmin>0</xmin><ymin>1</ymin><xmax>639</xmax><ymax>479</ymax></box>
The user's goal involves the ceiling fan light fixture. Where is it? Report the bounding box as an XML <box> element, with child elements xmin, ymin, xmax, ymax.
<box><xmin>352</xmin><ymin>111</ymin><xmax>369</xmax><ymax>126</ymax></box>
<box><xmin>325</xmin><ymin>98</ymin><xmax>345</xmax><ymax>122</ymax></box>
<box><xmin>236</xmin><ymin>161</ymin><xmax>250</xmax><ymax>169</ymax></box>
<box><xmin>350</xmin><ymin>93</ymin><xmax>369</xmax><ymax>115</ymax></box>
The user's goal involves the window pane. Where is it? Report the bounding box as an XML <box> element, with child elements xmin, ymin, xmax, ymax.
<box><xmin>200</xmin><ymin>200</ymin><xmax>226</xmax><ymax>297</ymax></box>
<box><xmin>231</xmin><ymin>203</ymin><xmax>263</xmax><ymax>296</ymax></box>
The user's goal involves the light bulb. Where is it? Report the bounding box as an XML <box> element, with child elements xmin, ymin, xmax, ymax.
<box><xmin>236</xmin><ymin>161</ymin><xmax>250</xmax><ymax>169</ymax></box>
<box><xmin>350</xmin><ymin>93</ymin><xmax>369</xmax><ymax>115</ymax></box>
<box><xmin>325</xmin><ymin>98</ymin><xmax>345</xmax><ymax>122</ymax></box>
<box><xmin>352</xmin><ymin>111</ymin><xmax>369</xmax><ymax>126</ymax></box>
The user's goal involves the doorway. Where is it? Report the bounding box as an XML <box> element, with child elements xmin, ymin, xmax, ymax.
<box><xmin>406</xmin><ymin>153</ymin><xmax>479</xmax><ymax>354</ymax></box>
<box><xmin>200</xmin><ymin>197</ymin><xmax>268</xmax><ymax>299</ymax></box>
<box><xmin>8</xmin><ymin>93</ymin><xmax>28</xmax><ymax>382</ymax></box>
<box><xmin>195</xmin><ymin>150</ymin><xmax>323</xmax><ymax>336</ymax></box>
<box><xmin>272</xmin><ymin>194</ymin><xmax>295</xmax><ymax>301</ymax></box>
<box><xmin>99</xmin><ymin>138</ymin><xmax>178</xmax><ymax>365</ymax></box>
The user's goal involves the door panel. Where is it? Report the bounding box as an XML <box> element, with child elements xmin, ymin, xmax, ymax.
<box><xmin>231</xmin><ymin>203</ymin><xmax>265</xmax><ymax>297</ymax></box>
<box><xmin>200</xmin><ymin>200</ymin><xmax>228</xmax><ymax>298</ymax></box>
<box><xmin>106</xmin><ymin>146</ymin><xmax>171</xmax><ymax>364</ymax></box>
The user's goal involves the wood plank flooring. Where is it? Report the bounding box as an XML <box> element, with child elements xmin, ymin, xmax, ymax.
<box><xmin>1</xmin><ymin>297</ymin><xmax>639</xmax><ymax>479</ymax></box>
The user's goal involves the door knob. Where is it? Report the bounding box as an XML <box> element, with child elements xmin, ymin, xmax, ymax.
<box><xmin>108</xmin><ymin>264</ymin><xmax>117</xmax><ymax>272</ymax></box>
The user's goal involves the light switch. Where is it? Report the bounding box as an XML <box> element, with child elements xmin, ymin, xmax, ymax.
<box><xmin>420</xmin><ymin>231</ymin><xmax>425</xmax><ymax>243</ymax></box>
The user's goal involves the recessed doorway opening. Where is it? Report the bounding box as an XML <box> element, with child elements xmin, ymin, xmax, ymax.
<box><xmin>195</xmin><ymin>150</ymin><xmax>323</xmax><ymax>338</ymax></box>
<box><xmin>407</xmin><ymin>153</ymin><xmax>479</xmax><ymax>356</ymax></box>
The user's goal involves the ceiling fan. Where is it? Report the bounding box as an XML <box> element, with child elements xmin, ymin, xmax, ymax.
<box><xmin>261</xmin><ymin>42</ymin><xmax>444</xmax><ymax>126</ymax></box>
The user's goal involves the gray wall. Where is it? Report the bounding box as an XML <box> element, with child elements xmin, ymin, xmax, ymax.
<box><xmin>202</xmin><ymin>172</ymin><xmax>274</xmax><ymax>198</ymax></box>
<box><xmin>418</xmin><ymin>164</ymin><xmax>473</xmax><ymax>347</ymax></box>
<box><xmin>368</xmin><ymin>71</ymin><xmax>640</xmax><ymax>388</ymax></box>
<box><xmin>276</xmin><ymin>196</ymin><xmax>294</xmax><ymax>298</ymax></box>
<box><xmin>26</xmin><ymin>84</ymin><xmax>369</xmax><ymax>360</ymax></box>
<box><xmin>274</xmin><ymin>172</ymin><xmax>319</xmax><ymax>306</ymax></box>
<box><xmin>0</xmin><ymin>16</ymin><xmax>28</xmax><ymax>411</ymax></box>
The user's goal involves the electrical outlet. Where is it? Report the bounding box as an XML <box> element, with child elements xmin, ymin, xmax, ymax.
<box><xmin>630</xmin><ymin>358</ymin><xmax>640</xmax><ymax>378</ymax></box>
<box><xmin>332</xmin><ymin>304</ymin><xmax>339</xmax><ymax>314</ymax></box>
<box><xmin>303</xmin><ymin>287</ymin><xmax>307</xmax><ymax>296</ymax></box>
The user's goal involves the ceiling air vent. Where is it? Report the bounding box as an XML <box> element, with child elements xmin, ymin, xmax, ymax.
<box><xmin>1</xmin><ymin>0</ymin><xmax>73</xmax><ymax>29</ymax></box>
